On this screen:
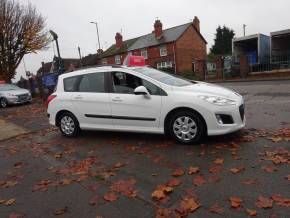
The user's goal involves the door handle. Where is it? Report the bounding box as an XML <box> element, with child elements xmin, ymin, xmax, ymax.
<box><xmin>74</xmin><ymin>95</ymin><xmax>83</xmax><ymax>100</ymax></box>
<box><xmin>112</xmin><ymin>97</ymin><xmax>122</xmax><ymax>102</ymax></box>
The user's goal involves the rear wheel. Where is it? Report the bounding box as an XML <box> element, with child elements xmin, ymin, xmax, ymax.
<box><xmin>0</xmin><ymin>98</ymin><xmax>8</xmax><ymax>108</ymax></box>
<box><xmin>58</xmin><ymin>112</ymin><xmax>80</xmax><ymax>137</ymax></box>
<box><xmin>169</xmin><ymin>110</ymin><xmax>206</xmax><ymax>144</ymax></box>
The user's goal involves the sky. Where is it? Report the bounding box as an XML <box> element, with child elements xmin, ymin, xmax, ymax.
<box><xmin>15</xmin><ymin>0</ymin><xmax>290</xmax><ymax>81</ymax></box>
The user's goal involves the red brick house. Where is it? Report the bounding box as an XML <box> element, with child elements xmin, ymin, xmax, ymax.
<box><xmin>100</xmin><ymin>17</ymin><xmax>207</xmax><ymax>78</ymax></box>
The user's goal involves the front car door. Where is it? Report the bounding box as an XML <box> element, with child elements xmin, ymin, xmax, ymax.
<box><xmin>109</xmin><ymin>71</ymin><xmax>164</xmax><ymax>133</ymax></box>
<box><xmin>69</xmin><ymin>71</ymin><xmax>112</xmax><ymax>129</ymax></box>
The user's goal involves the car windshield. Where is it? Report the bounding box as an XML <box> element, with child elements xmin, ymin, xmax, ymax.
<box><xmin>0</xmin><ymin>84</ymin><xmax>21</xmax><ymax>91</ymax></box>
<box><xmin>134</xmin><ymin>67</ymin><xmax>194</xmax><ymax>87</ymax></box>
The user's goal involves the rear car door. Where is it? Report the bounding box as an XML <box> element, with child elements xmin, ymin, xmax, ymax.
<box><xmin>109</xmin><ymin>71</ymin><xmax>163</xmax><ymax>131</ymax></box>
<box><xmin>68</xmin><ymin>71</ymin><xmax>112</xmax><ymax>128</ymax></box>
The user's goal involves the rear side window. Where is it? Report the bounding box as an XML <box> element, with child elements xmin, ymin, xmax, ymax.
<box><xmin>64</xmin><ymin>76</ymin><xmax>79</xmax><ymax>92</ymax></box>
<box><xmin>79</xmin><ymin>73</ymin><xmax>105</xmax><ymax>93</ymax></box>
<box><xmin>63</xmin><ymin>72</ymin><xmax>106</xmax><ymax>93</ymax></box>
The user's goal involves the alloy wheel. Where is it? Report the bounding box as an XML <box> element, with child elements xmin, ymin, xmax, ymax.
<box><xmin>173</xmin><ymin>116</ymin><xmax>197</xmax><ymax>142</ymax></box>
<box><xmin>60</xmin><ymin>116</ymin><xmax>75</xmax><ymax>136</ymax></box>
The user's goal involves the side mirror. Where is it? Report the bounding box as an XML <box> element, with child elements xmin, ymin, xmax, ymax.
<box><xmin>134</xmin><ymin>86</ymin><xmax>150</xmax><ymax>96</ymax></box>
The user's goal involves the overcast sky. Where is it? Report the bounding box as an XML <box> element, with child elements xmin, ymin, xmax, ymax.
<box><xmin>15</xmin><ymin>0</ymin><xmax>290</xmax><ymax>81</ymax></box>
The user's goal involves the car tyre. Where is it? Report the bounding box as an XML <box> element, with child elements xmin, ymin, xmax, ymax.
<box><xmin>58</xmin><ymin>112</ymin><xmax>80</xmax><ymax>137</ymax></box>
<box><xmin>0</xmin><ymin>98</ymin><xmax>8</xmax><ymax>108</ymax></box>
<box><xmin>169</xmin><ymin>110</ymin><xmax>206</xmax><ymax>144</ymax></box>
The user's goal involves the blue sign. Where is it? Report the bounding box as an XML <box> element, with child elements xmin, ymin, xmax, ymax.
<box><xmin>42</xmin><ymin>73</ymin><xmax>58</xmax><ymax>87</ymax></box>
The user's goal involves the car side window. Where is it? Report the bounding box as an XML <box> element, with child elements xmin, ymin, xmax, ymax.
<box><xmin>78</xmin><ymin>72</ymin><xmax>105</xmax><ymax>93</ymax></box>
<box><xmin>63</xmin><ymin>76</ymin><xmax>80</xmax><ymax>92</ymax></box>
<box><xmin>111</xmin><ymin>71</ymin><xmax>165</xmax><ymax>96</ymax></box>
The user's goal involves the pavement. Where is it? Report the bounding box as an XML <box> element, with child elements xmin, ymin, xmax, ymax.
<box><xmin>0</xmin><ymin>81</ymin><xmax>290</xmax><ymax>218</ymax></box>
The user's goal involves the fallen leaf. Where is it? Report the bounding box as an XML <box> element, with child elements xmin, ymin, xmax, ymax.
<box><xmin>8</xmin><ymin>213</ymin><xmax>24</xmax><ymax>218</ymax></box>
<box><xmin>242</xmin><ymin>179</ymin><xmax>259</xmax><ymax>185</ymax></box>
<box><xmin>262</xmin><ymin>165</ymin><xmax>277</xmax><ymax>173</ymax></box>
<box><xmin>172</xmin><ymin>168</ymin><xmax>185</xmax><ymax>177</ymax></box>
<box><xmin>14</xmin><ymin>162</ymin><xmax>24</xmax><ymax>169</ymax></box>
<box><xmin>176</xmin><ymin>197</ymin><xmax>200</xmax><ymax>216</ymax></box>
<box><xmin>246</xmin><ymin>209</ymin><xmax>257</xmax><ymax>216</ymax></box>
<box><xmin>103</xmin><ymin>192</ymin><xmax>118</xmax><ymax>202</ymax></box>
<box><xmin>208</xmin><ymin>165</ymin><xmax>223</xmax><ymax>174</ymax></box>
<box><xmin>214</xmin><ymin>158</ymin><xmax>224</xmax><ymax>165</ymax></box>
<box><xmin>230</xmin><ymin>167</ymin><xmax>245</xmax><ymax>174</ymax></box>
<box><xmin>59</xmin><ymin>179</ymin><xmax>72</xmax><ymax>185</ymax></box>
<box><xmin>156</xmin><ymin>208</ymin><xmax>172</xmax><ymax>218</ymax></box>
<box><xmin>89</xmin><ymin>194</ymin><xmax>99</xmax><ymax>206</ymax></box>
<box><xmin>256</xmin><ymin>196</ymin><xmax>273</xmax><ymax>209</ymax></box>
<box><xmin>271</xmin><ymin>194</ymin><xmax>290</xmax><ymax>207</ymax></box>
<box><xmin>188</xmin><ymin>166</ymin><xmax>200</xmax><ymax>175</ymax></box>
<box><xmin>229</xmin><ymin>196</ymin><xmax>242</xmax><ymax>208</ymax></box>
<box><xmin>5</xmin><ymin>198</ymin><xmax>16</xmax><ymax>206</ymax></box>
<box><xmin>54</xmin><ymin>206</ymin><xmax>68</xmax><ymax>215</ymax></box>
<box><xmin>54</xmin><ymin>153</ymin><xmax>62</xmax><ymax>159</ymax></box>
<box><xmin>286</xmin><ymin>175</ymin><xmax>290</xmax><ymax>181</ymax></box>
<box><xmin>113</xmin><ymin>162</ymin><xmax>125</xmax><ymax>168</ymax></box>
<box><xmin>209</xmin><ymin>203</ymin><xmax>224</xmax><ymax>214</ymax></box>
<box><xmin>151</xmin><ymin>186</ymin><xmax>173</xmax><ymax>200</ymax></box>
<box><xmin>193</xmin><ymin>175</ymin><xmax>206</xmax><ymax>186</ymax></box>
<box><xmin>167</xmin><ymin>178</ymin><xmax>182</xmax><ymax>187</ymax></box>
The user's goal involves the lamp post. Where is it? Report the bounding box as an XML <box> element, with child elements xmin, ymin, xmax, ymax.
<box><xmin>49</xmin><ymin>30</ymin><xmax>64</xmax><ymax>74</ymax></box>
<box><xmin>90</xmin><ymin>21</ymin><xmax>101</xmax><ymax>51</ymax></box>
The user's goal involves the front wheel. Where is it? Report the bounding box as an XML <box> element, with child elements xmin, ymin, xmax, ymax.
<box><xmin>169</xmin><ymin>111</ymin><xmax>206</xmax><ymax>144</ymax></box>
<box><xmin>0</xmin><ymin>98</ymin><xmax>8</xmax><ymax>108</ymax></box>
<box><xmin>58</xmin><ymin>112</ymin><xmax>80</xmax><ymax>137</ymax></box>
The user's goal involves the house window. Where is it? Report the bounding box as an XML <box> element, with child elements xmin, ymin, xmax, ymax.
<box><xmin>102</xmin><ymin>58</ymin><xmax>108</xmax><ymax>65</ymax></box>
<box><xmin>160</xmin><ymin>45</ymin><xmax>167</xmax><ymax>57</ymax></box>
<box><xmin>115</xmin><ymin>55</ymin><xmax>121</xmax><ymax>64</ymax></box>
<box><xmin>141</xmin><ymin>49</ymin><xmax>148</xmax><ymax>59</ymax></box>
<box><xmin>157</xmin><ymin>61</ymin><xmax>173</xmax><ymax>69</ymax></box>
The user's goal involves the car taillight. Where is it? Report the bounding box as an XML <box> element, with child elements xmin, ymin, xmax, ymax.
<box><xmin>46</xmin><ymin>94</ymin><xmax>57</xmax><ymax>108</ymax></box>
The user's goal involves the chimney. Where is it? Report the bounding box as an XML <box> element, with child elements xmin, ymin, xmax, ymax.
<box><xmin>193</xmin><ymin>16</ymin><xmax>200</xmax><ymax>32</ymax></box>
<box><xmin>154</xmin><ymin>19</ymin><xmax>163</xmax><ymax>39</ymax></box>
<box><xmin>115</xmin><ymin>32</ymin><xmax>123</xmax><ymax>48</ymax></box>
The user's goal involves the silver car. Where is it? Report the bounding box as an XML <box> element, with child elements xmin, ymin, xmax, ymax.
<box><xmin>0</xmin><ymin>84</ymin><xmax>32</xmax><ymax>108</ymax></box>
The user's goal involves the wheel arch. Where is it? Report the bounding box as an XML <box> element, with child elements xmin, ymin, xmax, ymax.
<box><xmin>164</xmin><ymin>107</ymin><xmax>208</xmax><ymax>135</ymax></box>
<box><xmin>55</xmin><ymin>110</ymin><xmax>78</xmax><ymax>127</ymax></box>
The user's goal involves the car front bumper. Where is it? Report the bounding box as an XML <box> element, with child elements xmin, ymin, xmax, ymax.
<box><xmin>6</xmin><ymin>96</ymin><xmax>32</xmax><ymax>105</ymax></box>
<box><xmin>206</xmin><ymin>103</ymin><xmax>246</xmax><ymax>136</ymax></box>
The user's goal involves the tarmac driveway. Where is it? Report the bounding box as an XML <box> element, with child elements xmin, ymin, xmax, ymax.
<box><xmin>0</xmin><ymin>80</ymin><xmax>289</xmax><ymax>218</ymax></box>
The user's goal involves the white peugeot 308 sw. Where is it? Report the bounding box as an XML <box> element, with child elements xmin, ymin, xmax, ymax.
<box><xmin>47</xmin><ymin>57</ymin><xmax>245</xmax><ymax>144</ymax></box>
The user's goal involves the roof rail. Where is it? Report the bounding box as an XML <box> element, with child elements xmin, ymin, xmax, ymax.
<box><xmin>74</xmin><ymin>64</ymin><xmax>125</xmax><ymax>71</ymax></box>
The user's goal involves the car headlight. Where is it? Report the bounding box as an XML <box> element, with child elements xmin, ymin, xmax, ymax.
<box><xmin>198</xmin><ymin>95</ymin><xmax>237</xmax><ymax>106</ymax></box>
<box><xmin>7</xmin><ymin>93</ymin><xmax>17</xmax><ymax>97</ymax></box>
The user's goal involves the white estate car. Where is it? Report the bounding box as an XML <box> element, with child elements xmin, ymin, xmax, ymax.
<box><xmin>0</xmin><ymin>84</ymin><xmax>32</xmax><ymax>108</ymax></box>
<box><xmin>47</xmin><ymin>62</ymin><xmax>245</xmax><ymax>144</ymax></box>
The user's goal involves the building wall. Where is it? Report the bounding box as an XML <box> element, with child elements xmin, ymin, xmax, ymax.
<box><xmin>175</xmin><ymin>25</ymin><xmax>207</xmax><ymax>75</ymax></box>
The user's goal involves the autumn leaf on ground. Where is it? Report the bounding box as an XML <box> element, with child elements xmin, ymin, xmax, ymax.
<box><xmin>208</xmin><ymin>165</ymin><xmax>223</xmax><ymax>174</ymax></box>
<box><xmin>176</xmin><ymin>197</ymin><xmax>200</xmax><ymax>216</ymax></box>
<box><xmin>229</xmin><ymin>196</ymin><xmax>242</xmax><ymax>208</ymax></box>
<box><xmin>54</xmin><ymin>152</ymin><xmax>62</xmax><ymax>159</ymax></box>
<box><xmin>256</xmin><ymin>196</ymin><xmax>273</xmax><ymax>208</ymax></box>
<box><xmin>156</xmin><ymin>208</ymin><xmax>172</xmax><ymax>218</ymax></box>
<box><xmin>89</xmin><ymin>194</ymin><xmax>99</xmax><ymax>206</ymax></box>
<box><xmin>193</xmin><ymin>175</ymin><xmax>206</xmax><ymax>186</ymax></box>
<box><xmin>230</xmin><ymin>166</ymin><xmax>245</xmax><ymax>174</ymax></box>
<box><xmin>214</xmin><ymin>158</ymin><xmax>224</xmax><ymax>165</ymax></box>
<box><xmin>14</xmin><ymin>162</ymin><xmax>24</xmax><ymax>169</ymax></box>
<box><xmin>110</xmin><ymin>179</ymin><xmax>137</xmax><ymax>198</ymax></box>
<box><xmin>188</xmin><ymin>166</ymin><xmax>200</xmax><ymax>175</ymax></box>
<box><xmin>59</xmin><ymin>178</ymin><xmax>72</xmax><ymax>186</ymax></box>
<box><xmin>271</xmin><ymin>194</ymin><xmax>290</xmax><ymax>207</ymax></box>
<box><xmin>242</xmin><ymin>179</ymin><xmax>259</xmax><ymax>185</ymax></box>
<box><xmin>246</xmin><ymin>209</ymin><xmax>257</xmax><ymax>216</ymax></box>
<box><xmin>269</xmin><ymin>137</ymin><xmax>283</xmax><ymax>143</ymax></box>
<box><xmin>151</xmin><ymin>185</ymin><xmax>173</xmax><ymax>200</ymax></box>
<box><xmin>8</xmin><ymin>213</ymin><xmax>24</xmax><ymax>218</ymax></box>
<box><xmin>172</xmin><ymin>168</ymin><xmax>185</xmax><ymax>177</ymax></box>
<box><xmin>262</xmin><ymin>165</ymin><xmax>277</xmax><ymax>173</ymax></box>
<box><xmin>104</xmin><ymin>192</ymin><xmax>118</xmax><ymax>202</ymax></box>
<box><xmin>54</xmin><ymin>206</ymin><xmax>68</xmax><ymax>215</ymax></box>
<box><xmin>285</xmin><ymin>175</ymin><xmax>290</xmax><ymax>181</ymax></box>
<box><xmin>167</xmin><ymin>178</ymin><xmax>182</xmax><ymax>187</ymax></box>
<box><xmin>2</xmin><ymin>180</ymin><xmax>18</xmax><ymax>188</ymax></box>
<box><xmin>209</xmin><ymin>203</ymin><xmax>224</xmax><ymax>214</ymax></box>
<box><xmin>4</xmin><ymin>198</ymin><xmax>16</xmax><ymax>206</ymax></box>
<box><xmin>113</xmin><ymin>162</ymin><xmax>125</xmax><ymax>169</ymax></box>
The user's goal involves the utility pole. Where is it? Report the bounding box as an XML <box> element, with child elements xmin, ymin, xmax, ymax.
<box><xmin>78</xmin><ymin>46</ymin><xmax>82</xmax><ymax>67</ymax></box>
<box><xmin>90</xmin><ymin>21</ymin><xmax>101</xmax><ymax>51</ymax></box>
<box><xmin>243</xmin><ymin>24</ymin><xmax>246</xmax><ymax>36</ymax></box>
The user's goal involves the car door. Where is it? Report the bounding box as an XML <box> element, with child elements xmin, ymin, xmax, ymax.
<box><xmin>109</xmin><ymin>71</ymin><xmax>163</xmax><ymax>131</ymax></box>
<box><xmin>70</xmin><ymin>71</ymin><xmax>112</xmax><ymax>128</ymax></box>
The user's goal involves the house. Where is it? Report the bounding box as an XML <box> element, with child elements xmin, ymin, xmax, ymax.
<box><xmin>232</xmin><ymin>34</ymin><xmax>270</xmax><ymax>65</ymax></box>
<box><xmin>36</xmin><ymin>56</ymin><xmax>80</xmax><ymax>77</ymax></box>
<box><xmin>270</xmin><ymin>29</ymin><xmax>290</xmax><ymax>65</ymax></box>
<box><xmin>100</xmin><ymin>17</ymin><xmax>207</xmax><ymax>78</ymax></box>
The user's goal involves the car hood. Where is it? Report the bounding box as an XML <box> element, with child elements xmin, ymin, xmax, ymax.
<box><xmin>0</xmin><ymin>89</ymin><xmax>30</xmax><ymax>95</ymax></box>
<box><xmin>176</xmin><ymin>82</ymin><xmax>241</xmax><ymax>100</ymax></box>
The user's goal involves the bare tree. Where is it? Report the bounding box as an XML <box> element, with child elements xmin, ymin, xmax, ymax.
<box><xmin>0</xmin><ymin>0</ymin><xmax>50</xmax><ymax>82</ymax></box>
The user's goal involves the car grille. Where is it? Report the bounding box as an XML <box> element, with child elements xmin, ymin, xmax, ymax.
<box><xmin>239</xmin><ymin>104</ymin><xmax>245</xmax><ymax>121</ymax></box>
<box><xmin>17</xmin><ymin>93</ymin><xmax>29</xmax><ymax>101</ymax></box>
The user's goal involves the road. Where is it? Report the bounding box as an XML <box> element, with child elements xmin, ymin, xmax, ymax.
<box><xmin>0</xmin><ymin>80</ymin><xmax>289</xmax><ymax>218</ymax></box>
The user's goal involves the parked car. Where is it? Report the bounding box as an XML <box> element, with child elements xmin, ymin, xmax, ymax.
<box><xmin>0</xmin><ymin>84</ymin><xmax>32</xmax><ymax>108</ymax></box>
<box><xmin>47</xmin><ymin>56</ymin><xmax>245</xmax><ymax>144</ymax></box>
